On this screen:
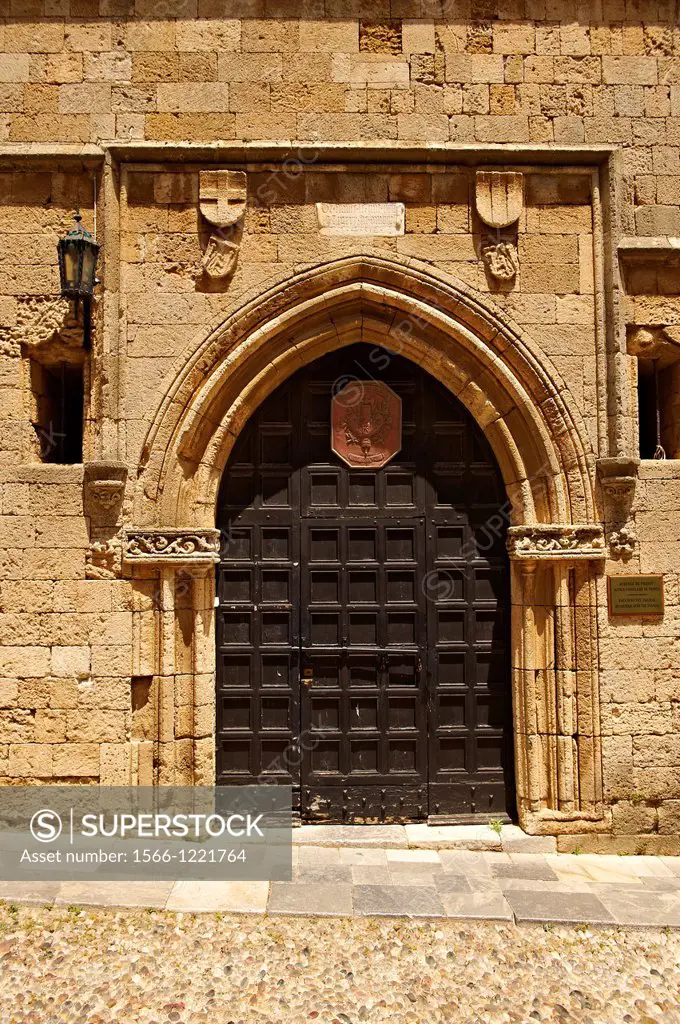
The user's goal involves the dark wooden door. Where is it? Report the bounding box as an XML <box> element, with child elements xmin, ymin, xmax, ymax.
<box><xmin>216</xmin><ymin>344</ymin><xmax>514</xmax><ymax>822</ymax></box>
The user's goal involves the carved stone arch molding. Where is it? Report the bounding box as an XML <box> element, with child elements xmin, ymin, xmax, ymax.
<box><xmin>126</xmin><ymin>254</ymin><xmax>607</xmax><ymax>835</ymax></box>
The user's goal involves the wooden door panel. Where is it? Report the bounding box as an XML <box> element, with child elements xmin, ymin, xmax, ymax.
<box><xmin>299</xmin><ymin>516</ymin><xmax>428</xmax><ymax>822</ymax></box>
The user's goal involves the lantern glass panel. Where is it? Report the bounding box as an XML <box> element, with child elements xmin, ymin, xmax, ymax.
<box><xmin>62</xmin><ymin>240</ymin><xmax>81</xmax><ymax>291</ymax></box>
<box><xmin>81</xmin><ymin>245</ymin><xmax>97</xmax><ymax>294</ymax></box>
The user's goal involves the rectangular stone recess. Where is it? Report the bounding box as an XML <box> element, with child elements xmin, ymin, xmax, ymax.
<box><xmin>607</xmin><ymin>575</ymin><xmax>664</xmax><ymax>616</ymax></box>
<box><xmin>316</xmin><ymin>202</ymin><xmax>405</xmax><ymax>236</ymax></box>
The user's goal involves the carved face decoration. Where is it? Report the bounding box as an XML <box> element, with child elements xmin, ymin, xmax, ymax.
<box><xmin>331</xmin><ymin>380</ymin><xmax>402</xmax><ymax>468</ymax></box>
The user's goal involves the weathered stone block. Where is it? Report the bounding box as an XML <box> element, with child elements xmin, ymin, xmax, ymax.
<box><xmin>91</xmin><ymin>646</ymin><xmax>132</xmax><ymax>677</ymax></box>
<box><xmin>602</xmin><ymin>56</ymin><xmax>658</xmax><ymax>85</ymax></box>
<box><xmin>0</xmin><ymin>647</ymin><xmax>50</xmax><ymax>679</ymax></box>
<box><xmin>59</xmin><ymin>83</ymin><xmax>112</xmax><ymax>114</ymax></box>
<box><xmin>100</xmin><ymin>742</ymin><xmax>131</xmax><ymax>785</ymax></box>
<box><xmin>301</xmin><ymin>20</ymin><xmax>357</xmax><ymax>53</ymax></box>
<box><xmin>632</xmin><ymin>734</ymin><xmax>680</xmax><ymax>768</ymax></box>
<box><xmin>658</xmin><ymin>800</ymin><xmax>680</xmax><ymax>835</ymax></box>
<box><xmin>52</xmin><ymin>742</ymin><xmax>98</xmax><ymax>777</ymax></box>
<box><xmin>66</xmin><ymin>709</ymin><xmax>127</xmax><ymax>743</ymax></box>
<box><xmin>156</xmin><ymin>83</ymin><xmax>230</xmax><ymax>113</ymax></box>
<box><xmin>611</xmin><ymin>801</ymin><xmax>658</xmax><ymax>835</ymax></box>
<box><xmin>0</xmin><ymin>709</ymin><xmax>34</xmax><ymax>743</ymax></box>
<box><xmin>51</xmin><ymin>646</ymin><xmax>90</xmax><ymax>678</ymax></box>
<box><xmin>8</xmin><ymin>743</ymin><xmax>52</xmax><ymax>778</ymax></box>
<box><xmin>34</xmin><ymin>709</ymin><xmax>66</xmax><ymax>743</ymax></box>
<box><xmin>0</xmin><ymin>680</ymin><xmax>18</xmax><ymax>709</ymax></box>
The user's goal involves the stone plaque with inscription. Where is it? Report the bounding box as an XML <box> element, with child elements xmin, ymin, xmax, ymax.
<box><xmin>316</xmin><ymin>202</ymin><xmax>405</xmax><ymax>237</ymax></box>
<box><xmin>607</xmin><ymin>574</ymin><xmax>664</xmax><ymax>616</ymax></box>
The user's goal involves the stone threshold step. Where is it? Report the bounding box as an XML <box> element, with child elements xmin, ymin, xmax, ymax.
<box><xmin>292</xmin><ymin>823</ymin><xmax>556</xmax><ymax>853</ymax></box>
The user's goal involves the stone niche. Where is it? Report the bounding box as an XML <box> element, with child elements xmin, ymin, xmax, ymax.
<box><xmin>7</xmin><ymin>296</ymin><xmax>89</xmax><ymax>465</ymax></box>
<box><xmin>627</xmin><ymin>327</ymin><xmax>680</xmax><ymax>460</ymax></box>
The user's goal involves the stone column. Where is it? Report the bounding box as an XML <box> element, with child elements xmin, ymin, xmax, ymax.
<box><xmin>157</xmin><ymin>566</ymin><xmax>177</xmax><ymax>785</ymax></box>
<box><xmin>191</xmin><ymin>567</ymin><xmax>217</xmax><ymax>786</ymax></box>
<box><xmin>507</xmin><ymin>524</ymin><xmax>607</xmax><ymax>834</ymax></box>
<box><xmin>123</xmin><ymin>528</ymin><xmax>221</xmax><ymax>786</ymax></box>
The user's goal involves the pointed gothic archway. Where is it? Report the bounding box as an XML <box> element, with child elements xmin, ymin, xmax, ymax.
<box><xmin>215</xmin><ymin>343</ymin><xmax>515</xmax><ymax>824</ymax></box>
<box><xmin>125</xmin><ymin>254</ymin><xmax>608</xmax><ymax>837</ymax></box>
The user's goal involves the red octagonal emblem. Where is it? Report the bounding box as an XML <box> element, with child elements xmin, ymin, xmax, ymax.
<box><xmin>331</xmin><ymin>379</ymin><xmax>402</xmax><ymax>469</ymax></box>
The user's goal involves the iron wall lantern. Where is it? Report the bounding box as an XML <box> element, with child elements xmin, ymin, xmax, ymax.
<box><xmin>57</xmin><ymin>212</ymin><xmax>100</xmax><ymax>348</ymax></box>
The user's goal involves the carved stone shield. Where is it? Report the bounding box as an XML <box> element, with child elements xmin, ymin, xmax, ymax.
<box><xmin>475</xmin><ymin>170</ymin><xmax>524</xmax><ymax>228</ymax></box>
<box><xmin>201</xmin><ymin>236</ymin><xmax>239</xmax><ymax>279</ymax></box>
<box><xmin>199</xmin><ymin>169</ymin><xmax>247</xmax><ymax>229</ymax></box>
<box><xmin>331</xmin><ymin>380</ymin><xmax>402</xmax><ymax>469</ymax></box>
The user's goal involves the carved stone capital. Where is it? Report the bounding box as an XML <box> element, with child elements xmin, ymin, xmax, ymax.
<box><xmin>123</xmin><ymin>528</ymin><xmax>221</xmax><ymax>565</ymax></box>
<box><xmin>84</xmin><ymin>462</ymin><xmax>127</xmax><ymax>525</ymax></box>
<box><xmin>507</xmin><ymin>524</ymin><xmax>606</xmax><ymax>560</ymax></box>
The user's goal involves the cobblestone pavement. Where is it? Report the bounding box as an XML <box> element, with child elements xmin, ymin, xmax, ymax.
<box><xmin>0</xmin><ymin>902</ymin><xmax>678</xmax><ymax>1024</ymax></box>
<box><xmin>2</xmin><ymin>848</ymin><xmax>680</xmax><ymax>927</ymax></box>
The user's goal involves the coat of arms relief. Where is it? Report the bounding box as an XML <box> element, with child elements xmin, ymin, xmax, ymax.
<box><xmin>475</xmin><ymin>170</ymin><xmax>524</xmax><ymax>282</ymax></box>
<box><xmin>198</xmin><ymin>169</ymin><xmax>247</xmax><ymax>281</ymax></box>
<box><xmin>331</xmin><ymin>380</ymin><xmax>402</xmax><ymax>469</ymax></box>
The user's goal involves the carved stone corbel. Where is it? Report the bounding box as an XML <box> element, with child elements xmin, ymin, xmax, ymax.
<box><xmin>83</xmin><ymin>462</ymin><xmax>127</xmax><ymax>527</ymax></box>
<box><xmin>199</xmin><ymin>169</ymin><xmax>247</xmax><ymax>281</ymax></box>
<box><xmin>627</xmin><ymin>326</ymin><xmax>680</xmax><ymax>366</ymax></box>
<box><xmin>475</xmin><ymin>170</ymin><xmax>524</xmax><ymax>282</ymax></box>
<box><xmin>596</xmin><ymin>457</ymin><xmax>639</xmax><ymax>559</ymax></box>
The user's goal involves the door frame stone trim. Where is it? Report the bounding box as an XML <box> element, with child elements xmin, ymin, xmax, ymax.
<box><xmin>126</xmin><ymin>254</ymin><xmax>608</xmax><ymax>835</ymax></box>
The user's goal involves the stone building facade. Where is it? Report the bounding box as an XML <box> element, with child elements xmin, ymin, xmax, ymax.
<box><xmin>0</xmin><ymin>1</ymin><xmax>678</xmax><ymax>852</ymax></box>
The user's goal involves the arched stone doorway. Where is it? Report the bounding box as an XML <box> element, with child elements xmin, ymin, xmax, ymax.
<box><xmin>126</xmin><ymin>254</ymin><xmax>608</xmax><ymax>838</ymax></box>
<box><xmin>215</xmin><ymin>344</ymin><xmax>515</xmax><ymax>824</ymax></box>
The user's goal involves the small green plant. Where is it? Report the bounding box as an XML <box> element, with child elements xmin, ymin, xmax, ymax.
<box><xmin>67</xmin><ymin>905</ymin><xmax>82</xmax><ymax>917</ymax></box>
<box><xmin>488</xmin><ymin>817</ymin><xmax>503</xmax><ymax>837</ymax></box>
<box><xmin>571</xmin><ymin>845</ymin><xmax>582</xmax><ymax>855</ymax></box>
<box><xmin>629</xmin><ymin>791</ymin><xmax>644</xmax><ymax>806</ymax></box>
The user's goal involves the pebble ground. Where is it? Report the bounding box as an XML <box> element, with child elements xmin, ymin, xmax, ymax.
<box><xmin>0</xmin><ymin>902</ymin><xmax>678</xmax><ymax>1024</ymax></box>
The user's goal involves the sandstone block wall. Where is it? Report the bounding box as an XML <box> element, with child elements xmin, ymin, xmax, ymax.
<box><xmin>0</xmin><ymin>1</ymin><xmax>676</xmax><ymax>850</ymax></box>
<box><xmin>0</xmin><ymin>4</ymin><xmax>675</xmax><ymax>232</ymax></box>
